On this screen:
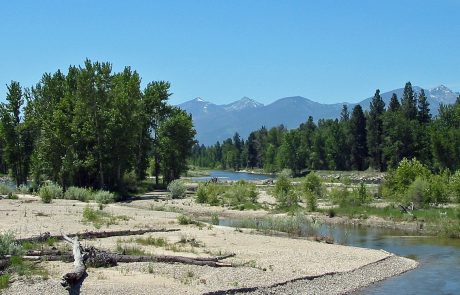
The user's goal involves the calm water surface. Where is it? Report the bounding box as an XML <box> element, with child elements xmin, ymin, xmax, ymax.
<box><xmin>191</xmin><ymin>170</ymin><xmax>274</xmax><ymax>182</ymax></box>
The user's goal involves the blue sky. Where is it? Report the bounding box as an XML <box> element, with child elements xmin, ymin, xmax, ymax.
<box><xmin>1</xmin><ymin>0</ymin><xmax>459</xmax><ymax>105</ymax></box>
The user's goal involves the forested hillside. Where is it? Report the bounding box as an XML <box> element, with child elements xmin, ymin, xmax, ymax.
<box><xmin>191</xmin><ymin>82</ymin><xmax>460</xmax><ymax>174</ymax></box>
<box><xmin>0</xmin><ymin>60</ymin><xmax>196</xmax><ymax>191</ymax></box>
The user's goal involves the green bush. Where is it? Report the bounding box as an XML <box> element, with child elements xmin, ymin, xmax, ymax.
<box><xmin>383</xmin><ymin>158</ymin><xmax>431</xmax><ymax>200</ymax></box>
<box><xmin>328</xmin><ymin>187</ymin><xmax>350</xmax><ymax>207</ymax></box>
<box><xmin>427</xmin><ymin>174</ymin><xmax>450</xmax><ymax>205</ymax></box>
<box><xmin>39</xmin><ymin>183</ymin><xmax>63</xmax><ymax>203</ymax></box>
<box><xmin>0</xmin><ymin>184</ymin><xmax>12</xmax><ymax>195</ymax></box>
<box><xmin>93</xmin><ymin>190</ymin><xmax>116</xmax><ymax>204</ymax></box>
<box><xmin>305</xmin><ymin>191</ymin><xmax>317</xmax><ymax>211</ymax></box>
<box><xmin>167</xmin><ymin>180</ymin><xmax>187</xmax><ymax>199</ymax></box>
<box><xmin>17</xmin><ymin>184</ymin><xmax>30</xmax><ymax>194</ymax></box>
<box><xmin>223</xmin><ymin>180</ymin><xmax>258</xmax><ymax>207</ymax></box>
<box><xmin>355</xmin><ymin>182</ymin><xmax>372</xmax><ymax>205</ymax></box>
<box><xmin>449</xmin><ymin>170</ymin><xmax>460</xmax><ymax>203</ymax></box>
<box><xmin>406</xmin><ymin>177</ymin><xmax>429</xmax><ymax>208</ymax></box>
<box><xmin>177</xmin><ymin>214</ymin><xmax>193</xmax><ymax>225</ymax></box>
<box><xmin>64</xmin><ymin>186</ymin><xmax>93</xmax><ymax>202</ymax></box>
<box><xmin>302</xmin><ymin>172</ymin><xmax>323</xmax><ymax>211</ymax></box>
<box><xmin>302</xmin><ymin>172</ymin><xmax>323</xmax><ymax>198</ymax></box>
<box><xmin>0</xmin><ymin>274</ymin><xmax>10</xmax><ymax>290</ymax></box>
<box><xmin>274</xmin><ymin>174</ymin><xmax>299</xmax><ymax>209</ymax></box>
<box><xmin>195</xmin><ymin>183</ymin><xmax>224</xmax><ymax>205</ymax></box>
<box><xmin>0</xmin><ymin>231</ymin><xmax>23</xmax><ymax>256</ymax></box>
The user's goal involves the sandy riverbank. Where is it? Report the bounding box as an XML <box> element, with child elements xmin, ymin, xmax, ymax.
<box><xmin>0</xmin><ymin>195</ymin><xmax>417</xmax><ymax>294</ymax></box>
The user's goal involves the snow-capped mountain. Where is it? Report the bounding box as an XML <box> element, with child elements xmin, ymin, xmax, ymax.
<box><xmin>427</xmin><ymin>85</ymin><xmax>458</xmax><ymax>105</ymax></box>
<box><xmin>179</xmin><ymin>85</ymin><xmax>459</xmax><ymax>145</ymax></box>
<box><xmin>223</xmin><ymin>97</ymin><xmax>264</xmax><ymax>112</ymax></box>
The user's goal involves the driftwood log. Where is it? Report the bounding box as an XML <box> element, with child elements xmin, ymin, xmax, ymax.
<box><xmin>16</xmin><ymin>228</ymin><xmax>180</xmax><ymax>244</ymax></box>
<box><xmin>60</xmin><ymin>234</ymin><xmax>87</xmax><ymax>295</ymax></box>
<box><xmin>21</xmin><ymin>248</ymin><xmax>235</xmax><ymax>268</ymax></box>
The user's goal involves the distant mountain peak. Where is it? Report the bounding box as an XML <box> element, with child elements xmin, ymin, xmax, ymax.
<box><xmin>223</xmin><ymin>97</ymin><xmax>264</xmax><ymax>111</ymax></box>
<box><xmin>193</xmin><ymin>97</ymin><xmax>206</xmax><ymax>103</ymax></box>
<box><xmin>430</xmin><ymin>84</ymin><xmax>452</xmax><ymax>93</ymax></box>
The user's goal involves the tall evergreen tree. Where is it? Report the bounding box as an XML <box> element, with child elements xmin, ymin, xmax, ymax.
<box><xmin>246</xmin><ymin>132</ymin><xmax>258</xmax><ymax>168</ymax></box>
<box><xmin>417</xmin><ymin>89</ymin><xmax>431</xmax><ymax>124</ymax></box>
<box><xmin>367</xmin><ymin>89</ymin><xmax>386</xmax><ymax>170</ymax></box>
<box><xmin>388</xmin><ymin>93</ymin><xmax>400</xmax><ymax>112</ymax></box>
<box><xmin>350</xmin><ymin>104</ymin><xmax>368</xmax><ymax>170</ymax></box>
<box><xmin>340</xmin><ymin>105</ymin><xmax>350</xmax><ymax>121</ymax></box>
<box><xmin>401</xmin><ymin>82</ymin><xmax>417</xmax><ymax>120</ymax></box>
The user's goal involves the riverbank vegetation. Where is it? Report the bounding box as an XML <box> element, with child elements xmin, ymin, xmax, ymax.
<box><xmin>0</xmin><ymin>60</ymin><xmax>195</xmax><ymax>196</ymax></box>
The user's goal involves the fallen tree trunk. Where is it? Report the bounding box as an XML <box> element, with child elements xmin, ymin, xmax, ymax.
<box><xmin>21</xmin><ymin>248</ymin><xmax>235</xmax><ymax>268</ymax></box>
<box><xmin>111</xmin><ymin>254</ymin><xmax>233</xmax><ymax>267</ymax></box>
<box><xmin>61</xmin><ymin>234</ymin><xmax>87</xmax><ymax>295</ymax></box>
<box><xmin>16</xmin><ymin>228</ymin><xmax>180</xmax><ymax>244</ymax></box>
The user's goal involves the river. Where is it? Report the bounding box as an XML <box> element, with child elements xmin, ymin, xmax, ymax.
<box><xmin>199</xmin><ymin>170</ymin><xmax>460</xmax><ymax>295</ymax></box>
<box><xmin>191</xmin><ymin>170</ymin><xmax>274</xmax><ymax>182</ymax></box>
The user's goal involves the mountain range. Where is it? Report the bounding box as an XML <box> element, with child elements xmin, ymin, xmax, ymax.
<box><xmin>179</xmin><ymin>85</ymin><xmax>459</xmax><ymax>145</ymax></box>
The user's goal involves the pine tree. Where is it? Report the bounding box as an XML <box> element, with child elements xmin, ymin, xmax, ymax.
<box><xmin>388</xmin><ymin>93</ymin><xmax>400</xmax><ymax>112</ymax></box>
<box><xmin>350</xmin><ymin>105</ymin><xmax>368</xmax><ymax>170</ymax></box>
<box><xmin>247</xmin><ymin>132</ymin><xmax>258</xmax><ymax>168</ymax></box>
<box><xmin>401</xmin><ymin>82</ymin><xmax>417</xmax><ymax>120</ymax></box>
<box><xmin>417</xmin><ymin>89</ymin><xmax>431</xmax><ymax>124</ymax></box>
<box><xmin>340</xmin><ymin>105</ymin><xmax>350</xmax><ymax>121</ymax></box>
<box><xmin>416</xmin><ymin>89</ymin><xmax>432</xmax><ymax>165</ymax></box>
<box><xmin>367</xmin><ymin>89</ymin><xmax>386</xmax><ymax>170</ymax></box>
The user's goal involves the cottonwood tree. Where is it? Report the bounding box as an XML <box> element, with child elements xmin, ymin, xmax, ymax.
<box><xmin>0</xmin><ymin>82</ymin><xmax>34</xmax><ymax>186</ymax></box>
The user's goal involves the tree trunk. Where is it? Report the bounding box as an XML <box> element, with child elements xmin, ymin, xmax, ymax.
<box><xmin>61</xmin><ymin>234</ymin><xmax>87</xmax><ymax>295</ymax></box>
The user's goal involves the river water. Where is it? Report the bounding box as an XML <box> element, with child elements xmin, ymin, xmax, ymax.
<box><xmin>191</xmin><ymin>170</ymin><xmax>274</xmax><ymax>182</ymax></box>
<box><xmin>199</xmin><ymin>170</ymin><xmax>460</xmax><ymax>295</ymax></box>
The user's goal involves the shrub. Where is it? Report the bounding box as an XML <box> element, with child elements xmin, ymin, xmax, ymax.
<box><xmin>383</xmin><ymin>158</ymin><xmax>431</xmax><ymax>200</ymax></box>
<box><xmin>39</xmin><ymin>183</ymin><xmax>63</xmax><ymax>203</ymax></box>
<box><xmin>449</xmin><ymin>170</ymin><xmax>460</xmax><ymax>203</ymax></box>
<box><xmin>210</xmin><ymin>213</ymin><xmax>219</xmax><ymax>225</ymax></box>
<box><xmin>302</xmin><ymin>172</ymin><xmax>323</xmax><ymax>198</ymax></box>
<box><xmin>355</xmin><ymin>182</ymin><xmax>372</xmax><ymax>205</ymax></box>
<box><xmin>0</xmin><ymin>184</ymin><xmax>12</xmax><ymax>196</ymax></box>
<box><xmin>195</xmin><ymin>183</ymin><xmax>224</xmax><ymax>205</ymax></box>
<box><xmin>167</xmin><ymin>180</ymin><xmax>187</xmax><ymax>199</ymax></box>
<box><xmin>223</xmin><ymin>180</ymin><xmax>258</xmax><ymax>207</ymax></box>
<box><xmin>274</xmin><ymin>174</ymin><xmax>299</xmax><ymax>209</ymax></box>
<box><xmin>17</xmin><ymin>184</ymin><xmax>30</xmax><ymax>194</ymax></box>
<box><xmin>274</xmin><ymin>174</ymin><xmax>292</xmax><ymax>197</ymax></box>
<box><xmin>93</xmin><ymin>190</ymin><xmax>116</xmax><ymax>204</ymax></box>
<box><xmin>0</xmin><ymin>274</ymin><xmax>10</xmax><ymax>290</ymax></box>
<box><xmin>196</xmin><ymin>185</ymin><xmax>209</xmax><ymax>203</ymax></box>
<box><xmin>178</xmin><ymin>215</ymin><xmax>193</xmax><ymax>225</ymax></box>
<box><xmin>427</xmin><ymin>174</ymin><xmax>449</xmax><ymax>205</ymax></box>
<box><xmin>406</xmin><ymin>177</ymin><xmax>429</xmax><ymax>208</ymax></box>
<box><xmin>0</xmin><ymin>231</ymin><xmax>23</xmax><ymax>257</ymax></box>
<box><xmin>64</xmin><ymin>186</ymin><xmax>93</xmax><ymax>202</ymax></box>
<box><xmin>305</xmin><ymin>191</ymin><xmax>317</xmax><ymax>211</ymax></box>
<box><xmin>329</xmin><ymin>187</ymin><xmax>351</xmax><ymax>207</ymax></box>
<box><xmin>302</xmin><ymin>172</ymin><xmax>323</xmax><ymax>211</ymax></box>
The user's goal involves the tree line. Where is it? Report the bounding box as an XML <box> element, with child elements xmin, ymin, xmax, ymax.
<box><xmin>0</xmin><ymin>60</ymin><xmax>196</xmax><ymax>191</ymax></box>
<box><xmin>191</xmin><ymin>82</ymin><xmax>460</xmax><ymax>174</ymax></box>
